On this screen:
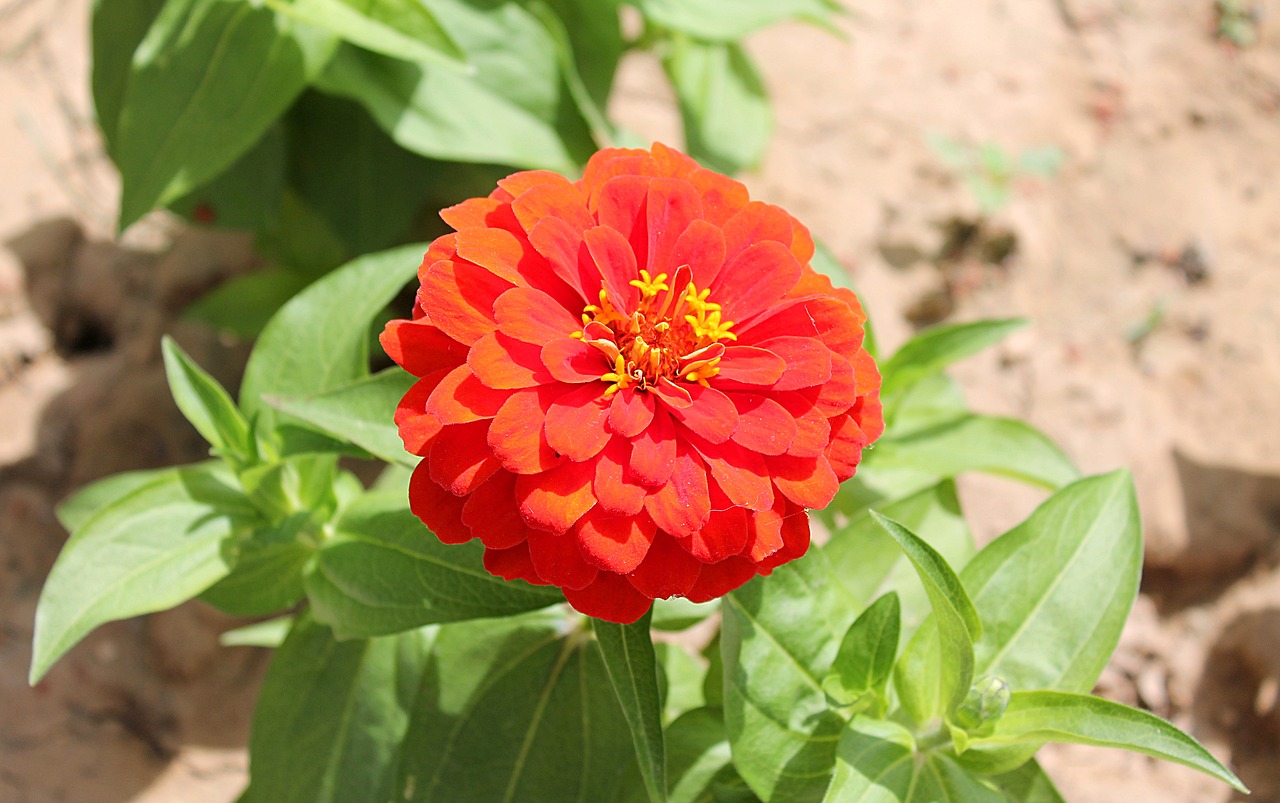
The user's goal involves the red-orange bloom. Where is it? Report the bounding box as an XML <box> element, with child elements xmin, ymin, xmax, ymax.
<box><xmin>381</xmin><ymin>143</ymin><xmax>884</xmax><ymax>624</ymax></box>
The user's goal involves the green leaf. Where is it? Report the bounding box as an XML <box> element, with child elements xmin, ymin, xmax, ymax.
<box><xmin>91</xmin><ymin>0</ymin><xmax>167</xmax><ymax>154</ymax></box>
<box><xmin>721</xmin><ymin>550</ymin><xmax>858</xmax><ymax>802</ymax></box>
<box><xmin>394</xmin><ymin>612</ymin><xmax>635</xmax><ymax>801</ymax></box>
<box><xmin>650</xmin><ymin>597</ymin><xmax>719</xmax><ymax>631</ymax></box>
<box><xmin>969</xmin><ymin>691</ymin><xmax>1247</xmax><ymax>793</ymax></box>
<box><xmin>868</xmin><ymin>414</ymin><xmax>1079</xmax><ymax>492</ymax></box>
<box><xmin>31</xmin><ymin>463</ymin><xmax>258</xmax><ymax>683</ymax></box>
<box><xmin>656</xmin><ymin>643</ymin><xmax>707</xmax><ymax>724</ymax></box>
<box><xmin>872</xmin><ymin>512</ymin><xmax>979</xmax><ymax>723</ymax></box>
<box><xmin>661</xmin><ymin>708</ymin><xmax>750</xmax><ymax>803</ymax></box>
<box><xmin>880</xmin><ymin>318</ymin><xmax>1027</xmax><ymax>397</ymax></box>
<box><xmin>115</xmin><ymin>0</ymin><xmax>336</xmax><ymax>228</ymax></box>
<box><xmin>304</xmin><ymin>491</ymin><xmax>562</xmax><ymax>638</ymax></box>
<box><xmin>220</xmin><ymin>615</ymin><xmax>293</xmax><ymax>648</ymax></box>
<box><xmin>239</xmin><ymin>242</ymin><xmax>423</xmax><ymax>445</ymax></box>
<box><xmin>161</xmin><ymin>336</ymin><xmax>252</xmax><ymax>461</ymax></box>
<box><xmin>822</xmin><ymin>717</ymin><xmax>915</xmax><ymax>802</ymax></box>
<box><xmin>167</xmin><ymin>123</ymin><xmax>286</xmax><ymax>230</ymax></box>
<box><xmin>185</xmin><ymin>269</ymin><xmax>311</xmax><ymax>342</ymax></box>
<box><xmin>966</xmin><ymin>471</ymin><xmax>1141</xmax><ymax>691</ymax></box>
<box><xmin>639</xmin><ymin>0</ymin><xmax>839</xmax><ymax>41</ymax></box>
<box><xmin>535</xmin><ymin>0</ymin><xmax>623</xmax><ymax>132</ymax></box>
<box><xmin>255</xmin><ymin>189</ymin><xmax>350</xmax><ymax>277</ymax></box>
<box><xmin>664</xmin><ymin>37</ymin><xmax>771</xmax><ymax>174</ymax></box>
<box><xmin>55</xmin><ymin>467</ymin><xmax>172</xmax><ymax>532</ymax></box>
<box><xmin>240</xmin><ymin>616</ymin><xmax>432</xmax><ymax>803</ymax></box>
<box><xmin>594</xmin><ymin>611</ymin><xmax>668</xmax><ymax>803</ymax></box>
<box><xmin>267</xmin><ymin>368</ymin><xmax>417</xmax><ymax>467</ymax></box>
<box><xmin>266</xmin><ymin>0</ymin><xmax>466</xmax><ymax>69</ymax></box>
<box><xmin>988</xmin><ymin>759</ymin><xmax>1066</xmax><ymax>803</ymax></box>
<box><xmin>1017</xmin><ymin>146</ymin><xmax>1064</xmax><ymax>179</ymax></box>
<box><xmin>823</xmin><ymin>591</ymin><xmax>899</xmax><ymax>708</ymax></box>
<box><xmin>199</xmin><ymin>512</ymin><xmax>314</xmax><ymax>616</ymax></box>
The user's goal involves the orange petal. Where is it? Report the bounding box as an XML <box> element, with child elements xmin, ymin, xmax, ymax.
<box><xmin>582</xmin><ymin>150</ymin><xmax>659</xmax><ymax>210</ymax></box>
<box><xmin>420</xmin><ymin>259</ymin><xmax>512</xmax><ymax>345</ymax></box>
<box><xmin>672</xmin><ymin>218</ymin><xmax>727</xmax><ymax>289</ymax></box>
<box><xmin>409</xmin><ymin>462</ymin><xmax>472</xmax><ymax>544</ymax></box>
<box><xmin>516</xmin><ymin>458</ymin><xmax>597</xmax><ymax>533</ymax></box>
<box><xmin>759</xmin><ymin>500</ymin><xmax>812</xmax><ymax>572</ymax></box>
<box><xmin>528</xmin><ymin>215</ymin><xmax>594</xmax><ymax>301</ymax></box>
<box><xmin>769</xmin><ymin>454</ymin><xmax>839</xmax><ymax>510</ymax></box>
<box><xmin>630</xmin><ymin>409</ymin><xmax>677</xmax><ymax>486</ymax></box>
<box><xmin>462</xmin><ymin>471</ymin><xmax>528</xmax><ymax>549</ymax></box>
<box><xmin>440</xmin><ymin>197</ymin><xmax>506</xmax><ymax>232</ymax></box>
<box><xmin>689</xmin><ymin>436</ymin><xmax>774</xmax><ymax>512</ymax></box>
<box><xmin>575</xmin><ymin>508</ymin><xmax>655</xmax><ymax>574</ymax></box>
<box><xmin>596</xmin><ymin>175</ymin><xmax>652</xmax><ymax>267</ymax></box>
<box><xmin>628</xmin><ymin>532</ymin><xmax>701</xmax><ymax>599</ymax></box>
<box><xmin>756</xmin><ymin>336</ymin><xmax>832</xmax><ymax>391</ymax></box>
<box><xmin>643</xmin><ymin>443</ymin><xmax>710</xmax><ymax>538</ymax></box>
<box><xmin>645</xmin><ymin>177</ymin><xmax>703</xmax><ymax>277</ymax></box>
<box><xmin>680</xmin><ymin>491</ymin><xmax>747</xmax><ymax>563</ymax></box>
<box><xmin>744</xmin><ymin>497</ymin><xmax>786</xmax><ymax>562</ymax></box>
<box><xmin>544</xmin><ymin>384</ymin><xmax>612</xmax><ymax>462</ymax></box>
<box><xmin>852</xmin><ymin>389</ymin><xmax>885</xmax><ymax>443</ymax></box>
<box><xmin>453</xmin><ymin>227</ymin><xmax>538</xmax><ymax>288</ymax></box>
<box><xmin>483</xmin><ymin>541</ymin><xmax>545</xmax><ymax>585</ymax></box>
<box><xmin>726</xmin><ymin>392</ymin><xmax>796</xmax><ymax>456</ymax></box>
<box><xmin>668</xmin><ymin>384</ymin><xmax>738</xmax><ymax>444</ymax></box>
<box><xmin>494</xmin><ymin>287</ymin><xmax>581</xmax><ymax>344</ymax></box>
<box><xmin>542</xmin><ymin>337</ymin><xmax>609</xmax><ymax>384</ymax></box>
<box><xmin>395</xmin><ymin>369</ymin><xmax>448</xmax><ymax>456</ymax></box>
<box><xmin>512</xmin><ymin>180</ymin><xmax>594</xmax><ymax>236</ymax></box>
<box><xmin>852</xmin><ymin>347</ymin><xmax>883</xmax><ymax>395</ymax></box>
<box><xmin>593</xmin><ymin>438</ymin><xmax>647</xmax><ymax>515</ymax></box>
<box><xmin>380</xmin><ymin>319</ymin><xmax>468</xmax><ymax>377</ymax></box>
<box><xmin>683</xmin><ymin>166</ymin><xmax>749</xmax><ymax>227</ymax></box>
<box><xmin>426</xmin><ymin>364</ymin><xmax>507</xmax><ymax>424</ymax></box>
<box><xmin>721</xmin><ymin>201</ymin><xmax>796</xmax><ymax>263</ymax></box>
<box><xmin>775</xmin><ymin>392</ymin><xmax>831</xmax><ymax>458</ymax></box>
<box><xmin>428</xmin><ymin>420</ymin><xmax>502</xmax><ymax>496</ymax></box>
<box><xmin>584</xmin><ymin>225</ymin><xmax>640</xmax><ymax>312</ymax></box>
<box><xmin>609</xmin><ymin>388</ymin><xmax>655</xmax><ymax>437</ymax></box>
<box><xmin>714</xmin><ymin>346</ymin><xmax>786</xmax><ymax>386</ymax></box>
<box><xmin>814</xmin><ymin>353</ymin><xmax>857</xmax><ymax>418</ymax></box>
<box><xmin>709</xmin><ymin>241</ymin><xmax>802</xmax><ymax>323</ymax></box>
<box><xmin>563</xmin><ymin>571</ymin><xmax>652</xmax><ymax>623</ymax></box>
<box><xmin>526</xmin><ymin>526</ymin><xmax>599</xmax><ymax>590</ymax></box>
<box><xmin>488</xmin><ymin>387</ymin><xmax>567</xmax><ymax>474</ymax></box>
<box><xmin>824</xmin><ymin>412</ymin><xmax>869</xmax><ymax>483</ymax></box>
<box><xmin>498</xmin><ymin>169</ymin><xmax>578</xmax><ymax>200</ymax></box>
<box><xmin>468</xmin><ymin>332</ymin><xmax>555</xmax><ymax>389</ymax></box>
<box><xmin>685</xmin><ymin>556</ymin><xmax>756</xmax><ymax>602</ymax></box>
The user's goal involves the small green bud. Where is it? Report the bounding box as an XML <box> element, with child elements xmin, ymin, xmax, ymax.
<box><xmin>953</xmin><ymin>675</ymin><xmax>1011</xmax><ymax>731</ymax></box>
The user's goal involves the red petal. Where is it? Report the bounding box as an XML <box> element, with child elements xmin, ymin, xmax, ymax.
<box><xmin>683</xmin><ymin>166</ymin><xmax>750</xmax><ymax>227</ymax></box>
<box><xmin>759</xmin><ymin>501</ymin><xmax>812</xmax><ymax>571</ymax></box>
<box><xmin>575</xmin><ymin>508</ymin><xmax>655</xmax><ymax>574</ymax></box>
<box><xmin>426</xmin><ymin>365</ymin><xmax>506</xmax><ymax>424</ymax></box>
<box><xmin>395</xmin><ymin>369</ymin><xmax>448</xmax><ymax>456</ymax></box>
<box><xmin>516</xmin><ymin>458</ymin><xmax>597</xmax><ymax>533</ymax></box>
<box><xmin>667</xmin><ymin>384</ymin><xmax>738</xmax><ymax>444</ymax></box>
<box><xmin>690</xmin><ymin>437</ymin><xmax>774</xmax><ymax>512</ymax></box>
<box><xmin>630</xmin><ymin>409</ymin><xmax>677</xmax><ymax>486</ymax></box>
<box><xmin>596</xmin><ymin>175</ymin><xmax>651</xmax><ymax>268</ymax></box>
<box><xmin>769</xmin><ymin>454</ymin><xmax>840</xmax><ymax>509</ymax></box>
<box><xmin>462</xmin><ymin>471</ymin><xmax>527</xmax><ymax>549</ymax></box>
<box><xmin>824</xmin><ymin>412</ymin><xmax>869</xmax><ymax>483</ymax></box>
<box><xmin>852</xmin><ymin>389</ymin><xmax>885</xmax><ymax>443</ymax></box>
<box><xmin>440</xmin><ymin>197</ymin><xmax>502</xmax><ymax>231</ymax></box>
<box><xmin>453</xmin><ymin>228</ymin><xmax>535</xmax><ymax>287</ymax></box>
<box><xmin>380</xmin><ymin>320</ymin><xmax>468</xmax><ymax>377</ymax></box>
<box><xmin>714</xmin><ymin>346</ymin><xmax>786</xmax><ymax>386</ymax></box>
<box><xmin>498</xmin><ymin>169</ymin><xmax>579</xmax><ymax>200</ymax></box>
<box><xmin>409</xmin><ymin>462</ymin><xmax>471</xmax><ymax>544</ymax></box>
<box><xmin>609</xmin><ymin>388</ymin><xmax>655</xmax><ymax>437</ymax></box>
<box><xmin>421</xmin><ymin>260</ymin><xmax>511</xmax><ymax>345</ymax></box>
<box><xmin>681</xmin><ymin>495</ymin><xmax>747</xmax><ymax>563</ymax></box>
<box><xmin>429</xmin><ymin>420</ymin><xmax>501</xmax><ymax>495</ymax></box>
<box><xmin>643</xmin><ymin>443</ymin><xmax>711</xmax><ymax>538</ymax></box>
<box><xmin>672</xmin><ymin>219</ymin><xmax>727</xmax><ymax>289</ymax></box>
<box><xmin>628</xmin><ymin>533</ymin><xmax>701</xmax><ymax>599</ymax></box>
<box><xmin>726</xmin><ymin>392</ymin><xmax>796</xmax><ymax>456</ymax></box>
<box><xmin>563</xmin><ymin>571</ymin><xmax>652</xmax><ymax>623</ymax></box>
<box><xmin>582</xmin><ymin>152</ymin><xmax>660</xmax><ymax>210</ymax></box>
<box><xmin>544</xmin><ymin>384</ymin><xmax>612</xmax><ymax>462</ymax></box>
<box><xmin>651</xmin><ymin>378</ymin><xmax>693</xmax><ymax>409</ymax></box>
<box><xmin>494</xmin><ymin>287</ymin><xmax>582</xmax><ymax>344</ymax></box>
<box><xmin>526</xmin><ymin>527</ymin><xmax>599</xmax><ymax>590</ymax></box>
<box><xmin>468</xmin><ymin>332</ymin><xmax>555</xmax><ymax>389</ymax></box>
<box><xmin>645</xmin><ymin>177</ymin><xmax>703</xmax><ymax>277</ymax></box>
<box><xmin>738</xmin><ymin>296</ymin><xmax>862</xmax><ymax>356</ymax></box>
<box><xmin>593</xmin><ymin>439</ymin><xmax>647</xmax><ymax>515</ymax></box>
<box><xmin>685</xmin><ymin>556</ymin><xmax>756</xmax><ymax>602</ymax></box>
<box><xmin>584</xmin><ymin>225</ymin><xmax>640</xmax><ymax>312</ymax></box>
<box><xmin>852</xmin><ymin>347</ymin><xmax>883</xmax><ymax>396</ymax></box>
<box><xmin>488</xmin><ymin>387</ymin><xmax>567</xmax><ymax>474</ymax></box>
<box><xmin>789</xmin><ymin>218</ymin><xmax>816</xmax><ymax>265</ymax></box>
<box><xmin>527</xmin><ymin>216</ymin><xmax>592</xmax><ymax>301</ymax></box>
<box><xmin>510</xmin><ymin>179</ymin><xmax>593</xmax><ymax>234</ymax></box>
<box><xmin>542</xmin><ymin>338</ymin><xmax>609</xmax><ymax>384</ymax></box>
<box><xmin>815</xmin><ymin>353</ymin><xmax>856</xmax><ymax>418</ymax></box>
<box><xmin>776</xmin><ymin>392</ymin><xmax>831</xmax><ymax>458</ymax></box>
<box><xmin>721</xmin><ymin>201</ymin><xmax>796</xmax><ymax>263</ymax></box>
<box><xmin>484</xmin><ymin>541</ymin><xmax>545</xmax><ymax>585</ymax></box>
<box><xmin>757</xmin><ymin>336</ymin><xmax>832</xmax><ymax>391</ymax></box>
<box><xmin>709</xmin><ymin>241</ymin><xmax>802</xmax><ymax>323</ymax></box>
<box><xmin>744</xmin><ymin>495</ymin><xmax>785</xmax><ymax>561</ymax></box>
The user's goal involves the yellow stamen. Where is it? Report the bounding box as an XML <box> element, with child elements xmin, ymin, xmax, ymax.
<box><xmin>629</xmin><ymin>269</ymin><xmax>670</xmax><ymax>299</ymax></box>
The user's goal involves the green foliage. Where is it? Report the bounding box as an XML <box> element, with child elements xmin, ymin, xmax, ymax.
<box><xmin>595</xmin><ymin>611</ymin><xmax>669</xmax><ymax>803</ymax></box>
<box><xmin>927</xmin><ymin>134</ymin><xmax>1064</xmax><ymax>215</ymax></box>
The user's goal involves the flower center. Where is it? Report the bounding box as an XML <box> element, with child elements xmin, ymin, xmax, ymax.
<box><xmin>573</xmin><ymin>268</ymin><xmax>737</xmax><ymax>396</ymax></box>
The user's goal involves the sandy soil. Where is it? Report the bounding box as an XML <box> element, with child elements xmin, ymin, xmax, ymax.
<box><xmin>2</xmin><ymin>0</ymin><xmax>1279</xmax><ymax>800</ymax></box>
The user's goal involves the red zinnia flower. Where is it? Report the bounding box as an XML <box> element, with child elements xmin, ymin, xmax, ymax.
<box><xmin>381</xmin><ymin>143</ymin><xmax>884</xmax><ymax>624</ymax></box>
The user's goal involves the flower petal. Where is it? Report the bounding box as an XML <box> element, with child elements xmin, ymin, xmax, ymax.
<box><xmin>409</xmin><ymin>462</ymin><xmax>471</xmax><ymax>544</ymax></box>
<box><xmin>721</xmin><ymin>201</ymin><xmax>796</xmax><ymax>263</ymax></box>
<box><xmin>667</xmin><ymin>384</ymin><xmax>738</xmax><ymax>444</ymax></box>
<box><xmin>756</xmin><ymin>336</ymin><xmax>832</xmax><ymax>391</ymax></box>
<box><xmin>469</xmin><ymin>332</ymin><xmax>555</xmax><ymax>389</ymax></box>
<box><xmin>494</xmin><ymin>287</ymin><xmax>582</xmax><ymax>344</ymax></box>
<box><xmin>714</xmin><ymin>346</ymin><xmax>786</xmax><ymax>386</ymax></box>
<box><xmin>542</xmin><ymin>337</ymin><xmax>609</xmax><ymax>384</ymax></box>
<box><xmin>462</xmin><ymin>471</ymin><xmax>527</xmax><ymax>549</ymax></box>
<box><xmin>421</xmin><ymin>259</ymin><xmax>512</xmax><ymax>345</ymax></box>
<box><xmin>527</xmin><ymin>216</ymin><xmax>593</xmax><ymax>301</ymax></box>
<box><xmin>672</xmin><ymin>218</ymin><xmax>727</xmax><ymax>289</ymax></box>
<box><xmin>563</xmin><ymin>571</ymin><xmax>652</xmax><ymax>624</ymax></box>
<box><xmin>628</xmin><ymin>533</ymin><xmax>701</xmax><ymax>599</ymax></box>
<box><xmin>597</xmin><ymin>175</ymin><xmax>651</xmax><ymax>267</ymax></box>
<box><xmin>429</xmin><ymin>420</ymin><xmax>502</xmax><ymax>496</ymax></box>
<box><xmin>483</xmin><ymin>541</ymin><xmax>545</xmax><ymax>585</ymax></box>
<box><xmin>643</xmin><ymin>442</ymin><xmax>710</xmax><ymax>538</ymax></box>
<box><xmin>584</xmin><ymin>225</ymin><xmax>640</xmax><ymax>312</ymax></box>
<box><xmin>646</xmin><ymin>177</ymin><xmax>703</xmax><ymax>277</ymax></box>
<box><xmin>726</xmin><ymin>392</ymin><xmax>796</xmax><ymax>456</ymax></box>
<box><xmin>593</xmin><ymin>439</ymin><xmax>647</xmax><ymax>515</ymax></box>
<box><xmin>510</xmin><ymin>178</ymin><xmax>593</xmax><ymax>234</ymax></box>
<box><xmin>426</xmin><ymin>365</ymin><xmax>507</xmax><ymax>424</ymax></box>
<box><xmin>380</xmin><ymin>320</ymin><xmax>468</xmax><ymax>376</ymax></box>
<box><xmin>689</xmin><ymin>436</ymin><xmax>774</xmax><ymax>512</ymax></box>
<box><xmin>545</xmin><ymin>383</ymin><xmax>612</xmax><ymax>462</ymax></box>
<box><xmin>575</xmin><ymin>508</ymin><xmax>655</xmax><ymax>574</ymax></box>
<box><xmin>395</xmin><ymin>369</ymin><xmax>449</xmax><ymax>456</ymax></box>
<box><xmin>759</xmin><ymin>500</ymin><xmax>812</xmax><ymax>572</ymax></box>
<box><xmin>609</xmin><ymin>388</ymin><xmax>655</xmax><ymax>437</ymax></box>
<box><xmin>488</xmin><ymin>387</ymin><xmax>567</xmax><ymax>474</ymax></box>
<box><xmin>709</xmin><ymin>241</ymin><xmax>802</xmax><ymax>323</ymax></box>
<box><xmin>453</xmin><ymin>227</ymin><xmax>535</xmax><ymax>287</ymax></box>
<box><xmin>526</xmin><ymin>527</ymin><xmax>599</xmax><ymax>590</ymax></box>
<box><xmin>769</xmin><ymin>454</ymin><xmax>840</xmax><ymax>510</ymax></box>
<box><xmin>685</xmin><ymin>556</ymin><xmax>756</xmax><ymax>603</ymax></box>
<box><xmin>516</xmin><ymin>458</ymin><xmax>597</xmax><ymax>533</ymax></box>
<box><xmin>776</xmin><ymin>392</ymin><xmax>831</xmax><ymax>458</ymax></box>
<box><xmin>680</xmin><ymin>493</ymin><xmax>747</xmax><ymax>563</ymax></box>
<box><xmin>824</xmin><ymin>412</ymin><xmax>869</xmax><ymax>483</ymax></box>
<box><xmin>815</xmin><ymin>353</ymin><xmax>857</xmax><ymax>418</ymax></box>
<box><xmin>630</xmin><ymin>409</ymin><xmax>677</xmax><ymax>486</ymax></box>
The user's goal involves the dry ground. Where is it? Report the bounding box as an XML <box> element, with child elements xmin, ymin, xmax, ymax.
<box><xmin>2</xmin><ymin>0</ymin><xmax>1279</xmax><ymax>800</ymax></box>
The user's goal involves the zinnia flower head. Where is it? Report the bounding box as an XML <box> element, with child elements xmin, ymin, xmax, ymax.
<box><xmin>381</xmin><ymin>143</ymin><xmax>884</xmax><ymax>624</ymax></box>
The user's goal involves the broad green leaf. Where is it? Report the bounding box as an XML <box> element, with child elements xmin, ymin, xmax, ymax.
<box><xmin>31</xmin><ymin>463</ymin><xmax>258</xmax><ymax>683</ymax></box>
<box><xmin>267</xmin><ymin>0</ymin><xmax>465</xmax><ymax>69</ymax></box>
<box><xmin>304</xmin><ymin>491</ymin><xmax>562</xmax><ymax>637</ymax></box>
<box><xmin>721</xmin><ymin>550</ymin><xmax>858</xmax><ymax>802</ymax></box>
<box><xmin>285</xmin><ymin>92</ymin><xmax>438</xmax><ymax>255</ymax></box>
<box><xmin>91</xmin><ymin>0</ymin><xmax>167</xmax><ymax>153</ymax></box>
<box><xmin>968</xmin><ymin>691</ymin><xmax>1247</xmax><ymax>793</ymax></box>
<box><xmin>658</xmin><ymin>708</ymin><xmax>753</xmax><ymax>803</ymax></box>
<box><xmin>656</xmin><ymin>643</ymin><xmax>706</xmax><ymax>724</ymax></box>
<box><xmin>199</xmin><ymin>512</ymin><xmax>314</xmax><ymax>616</ymax></box>
<box><xmin>255</xmin><ymin>189</ymin><xmax>350</xmax><ymax>276</ymax></box>
<box><xmin>639</xmin><ymin>0</ymin><xmax>838</xmax><ymax>41</ymax></box>
<box><xmin>872</xmin><ymin>512</ymin><xmax>979</xmax><ymax>723</ymax></box>
<box><xmin>161</xmin><ymin>336</ymin><xmax>252</xmax><ymax>461</ymax></box>
<box><xmin>595</xmin><ymin>611</ymin><xmax>668</xmax><ymax>803</ymax></box>
<box><xmin>650</xmin><ymin>597</ymin><xmax>719</xmax><ymax>631</ymax></box>
<box><xmin>823</xmin><ymin>592</ymin><xmax>899</xmax><ymax>709</ymax></box>
<box><xmin>988</xmin><ymin>759</ymin><xmax>1066</xmax><ymax>803</ymax></box>
<box><xmin>185</xmin><ymin>269</ymin><xmax>311</xmax><ymax>341</ymax></box>
<box><xmin>220</xmin><ymin>615</ymin><xmax>293</xmax><ymax>648</ymax></box>
<box><xmin>880</xmin><ymin>319</ymin><xmax>1027</xmax><ymax>397</ymax></box>
<box><xmin>115</xmin><ymin>0</ymin><xmax>336</xmax><ymax>227</ymax></box>
<box><xmin>239</xmin><ymin>242</ymin><xmax>422</xmax><ymax>439</ymax></box>
<box><xmin>536</xmin><ymin>0</ymin><xmax>623</xmax><ymax>131</ymax></box>
<box><xmin>867</xmin><ymin>414</ymin><xmax>1079</xmax><ymax>492</ymax></box>
<box><xmin>267</xmin><ymin>368</ymin><xmax>417</xmax><ymax>467</ymax></box>
<box><xmin>665</xmin><ymin>36</ymin><xmax>771</xmax><ymax>174</ymax></box>
<box><xmin>55</xmin><ymin>466</ymin><xmax>171</xmax><ymax>532</ymax></box>
<box><xmin>822</xmin><ymin>717</ymin><xmax>915</xmax><ymax>803</ymax></box>
<box><xmin>880</xmin><ymin>372</ymin><xmax>968</xmax><ymax>437</ymax></box>
<box><xmin>240</xmin><ymin>616</ymin><xmax>432</xmax><ymax>803</ymax></box>
<box><xmin>167</xmin><ymin>123</ymin><xmax>286</xmax><ymax>230</ymax></box>
<box><xmin>394</xmin><ymin>612</ymin><xmax>635</xmax><ymax>801</ymax></box>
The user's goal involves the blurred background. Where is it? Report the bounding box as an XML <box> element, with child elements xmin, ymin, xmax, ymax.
<box><xmin>1</xmin><ymin>0</ymin><xmax>1278</xmax><ymax>800</ymax></box>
